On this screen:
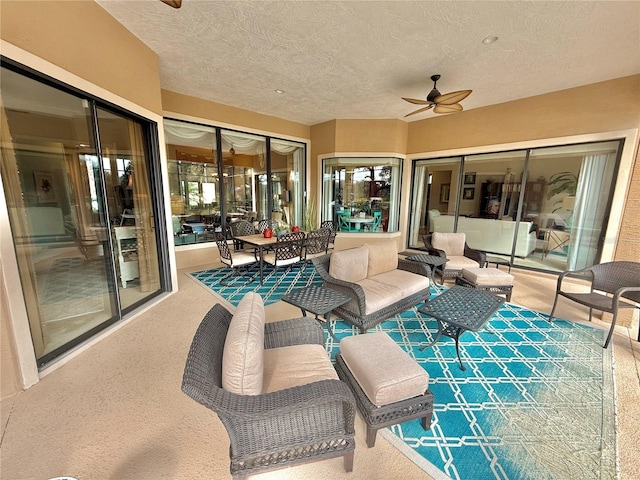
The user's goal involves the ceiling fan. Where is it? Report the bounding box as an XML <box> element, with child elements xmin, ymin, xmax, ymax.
<box><xmin>160</xmin><ymin>0</ymin><xmax>182</xmax><ymax>8</ymax></box>
<box><xmin>402</xmin><ymin>74</ymin><xmax>472</xmax><ymax>117</ymax></box>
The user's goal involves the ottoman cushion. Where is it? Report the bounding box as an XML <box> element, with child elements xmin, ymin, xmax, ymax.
<box><xmin>463</xmin><ymin>267</ymin><xmax>514</xmax><ymax>286</ymax></box>
<box><xmin>340</xmin><ymin>332</ymin><xmax>429</xmax><ymax>407</ymax></box>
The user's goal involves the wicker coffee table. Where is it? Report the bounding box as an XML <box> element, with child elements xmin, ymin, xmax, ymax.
<box><xmin>418</xmin><ymin>285</ymin><xmax>505</xmax><ymax>370</ymax></box>
<box><xmin>281</xmin><ymin>285</ymin><xmax>350</xmax><ymax>339</ymax></box>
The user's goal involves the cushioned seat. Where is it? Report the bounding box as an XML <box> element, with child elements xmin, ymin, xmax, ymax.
<box><xmin>312</xmin><ymin>240</ymin><xmax>431</xmax><ymax>333</ymax></box>
<box><xmin>456</xmin><ymin>267</ymin><xmax>514</xmax><ymax>301</ymax></box>
<box><xmin>335</xmin><ymin>332</ymin><xmax>433</xmax><ymax>447</ymax></box>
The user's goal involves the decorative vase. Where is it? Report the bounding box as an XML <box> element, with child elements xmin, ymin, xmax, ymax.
<box><xmin>263</xmin><ymin>228</ymin><xmax>273</xmax><ymax>238</ymax></box>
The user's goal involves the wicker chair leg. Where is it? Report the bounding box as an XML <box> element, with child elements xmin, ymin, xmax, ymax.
<box><xmin>547</xmin><ymin>294</ymin><xmax>560</xmax><ymax>322</ymax></box>
<box><xmin>603</xmin><ymin>312</ymin><xmax>618</xmax><ymax>349</ymax></box>
<box><xmin>366</xmin><ymin>426</ymin><xmax>378</xmax><ymax>448</ymax></box>
<box><xmin>344</xmin><ymin>450</ymin><xmax>354</xmax><ymax>472</ymax></box>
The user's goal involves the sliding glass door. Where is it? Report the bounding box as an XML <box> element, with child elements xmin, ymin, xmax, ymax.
<box><xmin>408</xmin><ymin>141</ymin><xmax>623</xmax><ymax>273</ymax></box>
<box><xmin>1</xmin><ymin>63</ymin><xmax>165</xmax><ymax>366</ymax></box>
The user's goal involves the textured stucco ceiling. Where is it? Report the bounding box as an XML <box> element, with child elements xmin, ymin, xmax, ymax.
<box><xmin>96</xmin><ymin>0</ymin><xmax>640</xmax><ymax>126</ymax></box>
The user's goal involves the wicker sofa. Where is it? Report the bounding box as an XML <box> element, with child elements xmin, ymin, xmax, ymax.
<box><xmin>182</xmin><ymin>292</ymin><xmax>356</xmax><ymax>479</ymax></box>
<box><xmin>312</xmin><ymin>240</ymin><xmax>431</xmax><ymax>333</ymax></box>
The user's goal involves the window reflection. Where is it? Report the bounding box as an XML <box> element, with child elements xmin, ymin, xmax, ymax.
<box><xmin>322</xmin><ymin>157</ymin><xmax>402</xmax><ymax>232</ymax></box>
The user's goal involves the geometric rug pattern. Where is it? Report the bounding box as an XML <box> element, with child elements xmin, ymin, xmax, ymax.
<box><xmin>38</xmin><ymin>257</ymin><xmax>109</xmax><ymax>322</ymax></box>
<box><xmin>190</xmin><ymin>266</ymin><xmax>618</xmax><ymax>480</ymax></box>
<box><xmin>189</xmin><ymin>264</ymin><xmax>323</xmax><ymax>306</ymax></box>
<box><xmin>326</xmin><ymin>306</ymin><xmax>618</xmax><ymax>480</ymax></box>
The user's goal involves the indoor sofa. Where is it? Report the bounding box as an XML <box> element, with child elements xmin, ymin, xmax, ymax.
<box><xmin>431</xmin><ymin>214</ymin><xmax>537</xmax><ymax>257</ymax></box>
<box><xmin>312</xmin><ymin>240</ymin><xmax>431</xmax><ymax>333</ymax></box>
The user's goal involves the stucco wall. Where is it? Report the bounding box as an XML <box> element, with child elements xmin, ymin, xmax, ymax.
<box><xmin>1</xmin><ymin>0</ymin><xmax>162</xmax><ymax>115</ymax></box>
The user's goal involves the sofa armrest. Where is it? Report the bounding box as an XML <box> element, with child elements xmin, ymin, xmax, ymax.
<box><xmin>398</xmin><ymin>258</ymin><xmax>432</xmax><ymax>278</ymax></box>
<box><xmin>264</xmin><ymin>317</ymin><xmax>325</xmax><ymax>349</ymax></box>
<box><xmin>312</xmin><ymin>254</ymin><xmax>367</xmax><ymax>315</ymax></box>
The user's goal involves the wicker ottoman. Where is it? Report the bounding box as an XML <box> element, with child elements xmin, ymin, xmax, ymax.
<box><xmin>456</xmin><ymin>267</ymin><xmax>514</xmax><ymax>301</ymax></box>
<box><xmin>334</xmin><ymin>332</ymin><xmax>434</xmax><ymax>447</ymax></box>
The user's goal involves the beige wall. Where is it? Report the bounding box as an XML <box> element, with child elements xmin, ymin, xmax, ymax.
<box><xmin>407</xmin><ymin>75</ymin><xmax>640</xmax><ymax>153</ymax></box>
<box><xmin>1</xmin><ymin>0</ymin><xmax>162</xmax><ymax>115</ymax></box>
<box><xmin>161</xmin><ymin>90</ymin><xmax>310</xmax><ymax>140</ymax></box>
<box><xmin>406</xmin><ymin>75</ymin><xmax>640</xmax><ymax>263</ymax></box>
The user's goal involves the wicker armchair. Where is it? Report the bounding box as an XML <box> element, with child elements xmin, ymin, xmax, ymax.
<box><xmin>548</xmin><ymin>261</ymin><xmax>640</xmax><ymax>348</ymax></box>
<box><xmin>182</xmin><ymin>304</ymin><xmax>356</xmax><ymax>479</ymax></box>
<box><xmin>422</xmin><ymin>233</ymin><xmax>486</xmax><ymax>284</ymax></box>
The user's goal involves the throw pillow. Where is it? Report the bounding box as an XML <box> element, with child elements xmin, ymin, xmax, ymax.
<box><xmin>366</xmin><ymin>240</ymin><xmax>398</xmax><ymax>277</ymax></box>
<box><xmin>329</xmin><ymin>246</ymin><xmax>369</xmax><ymax>283</ymax></box>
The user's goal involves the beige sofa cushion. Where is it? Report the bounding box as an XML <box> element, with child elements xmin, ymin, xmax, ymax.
<box><xmin>369</xmin><ymin>269</ymin><xmax>430</xmax><ymax>299</ymax></box>
<box><xmin>263</xmin><ymin>344</ymin><xmax>338</xmax><ymax>393</ymax></box>
<box><xmin>356</xmin><ymin>278</ymin><xmax>403</xmax><ymax>315</ymax></box>
<box><xmin>340</xmin><ymin>332</ymin><xmax>429</xmax><ymax>407</ymax></box>
<box><xmin>222</xmin><ymin>292</ymin><xmax>265</xmax><ymax>395</ymax></box>
<box><xmin>432</xmin><ymin>232</ymin><xmax>466</xmax><ymax>256</ymax></box>
<box><xmin>329</xmin><ymin>246</ymin><xmax>369</xmax><ymax>283</ymax></box>
<box><xmin>366</xmin><ymin>240</ymin><xmax>398</xmax><ymax>277</ymax></box>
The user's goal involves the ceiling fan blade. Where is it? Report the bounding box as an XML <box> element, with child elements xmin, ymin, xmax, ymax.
<box><xmin>402</xmin><ymin>97</ymin><xmax>431</xmax><ymax>105</ymax></box>
<box><xmin>161</xmin><ymin>0</ymin><xmax>182</xmax><ymax>8</ymax></box>
<box><xmin>404</xmin><ymin>105</ymin><xmax>434</xmax><ymax>117</ymax></box>
<box><xmin>433</xmin><ymin>103</ymin><xmax>463</xmax><ymax>114</ymax></box>
<box><xmin>434</xmin><ymin>90</ymin><xmax>472</xmax><ymax>105</ymax></box>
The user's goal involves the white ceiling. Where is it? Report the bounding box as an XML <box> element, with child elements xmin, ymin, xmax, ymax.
<box><xmin>96</xmin><ymin>0</ymin><xmax>640</xmax><ymax>126</ymax></box>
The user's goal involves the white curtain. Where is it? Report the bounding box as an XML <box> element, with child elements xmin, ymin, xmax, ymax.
<box><xmin>164</xmin><ymin>121</ymin><xmax>215</xmax><ymax>148</ymax></box>
<box><xmin>567</xmin><ymin>154</ymin><xmax>614</xmax><ymax>270</ymax></box>
<box><xmin>410</xmin><ymin>165</ymin><xmax>428</xmax><ymax>246</ymax></box>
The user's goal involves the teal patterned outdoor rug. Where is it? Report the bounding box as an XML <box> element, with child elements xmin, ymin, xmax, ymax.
<box><xmin>327</xmin><ymin>304</ymin><xmax>617</xmax><ymax>480</ymax></box>
<box><xmin>190</xmin><ymin>268</ymin><xmax>617</xmax><ymax>480</ymax></box>
<box><xmin>189</xmin><ymin>264</ymin><xmax>323</xmax><ymax>306</ymax></box>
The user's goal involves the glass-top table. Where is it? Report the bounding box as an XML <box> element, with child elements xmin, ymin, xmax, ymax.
<box><xmin>418</xmin><ymin>285</ymin><xmax>505</xmax><ymax>370</ymax></box>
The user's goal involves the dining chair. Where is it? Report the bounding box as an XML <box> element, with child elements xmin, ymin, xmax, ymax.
<box><xmin>337</xmin><ymin>211</ymin><xmax>352</xmax><ymax>232</ymax></box>
<box><xmin>263</xmin><ymin>231</ymin><xmax>305</xmax><ymax>276</ymax></box>
<box><xmin>215</xmin><ymin>233</ymin><xmax>258</xmax><ymax>285</ymax></box>
<box><xmin>320</xmin><ymin>220</ymin><xmax>338</xmax><ymax>250</ymax></box>
<box><xmin>365</xmin><ymin>210</ymin><xmax>382</xmax><ymax>232</ymax></box>
<box><xmin>229</xmin><ymin>219</ymin><xmax>255</xmax><ymax>251</ymax></box>
<box><xmin>257</xmin><ymin>219</ymin><xmax>274</xmax><ymax>233</ymax></box>
<box><xmin>303</xmin><ymin>228</ymin><xmax>331</xmax><ymax>271</ymax></box>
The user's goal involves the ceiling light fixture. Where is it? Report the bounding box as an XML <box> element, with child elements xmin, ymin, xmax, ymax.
<box><xmin>275</xmin><ymin>89</ymin><xmax>284</xmax><ymax>94</ymax></box>
<box><xmin>482</xmin><ymin>35</ymin><xmax>499</xmax><ymax>44</ymax></box>
<box><xmin>160</xmin><ymin>0</ymin><xmax>182</xmax><ymax>9</ymax></box>
<box><xmin>230</xmin><ymin>145</ymin><xmax>235</xmax><ymax>155</ymax></box>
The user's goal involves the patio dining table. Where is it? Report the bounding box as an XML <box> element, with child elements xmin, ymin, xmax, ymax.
<box><xmin>233</xmin><ymin>233</ymin><xmax>278</xmax><ymax>285</ymax></box>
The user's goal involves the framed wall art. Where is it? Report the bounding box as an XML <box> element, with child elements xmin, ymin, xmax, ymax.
<box><xmin>463</xmin><ymin>187</ymin><xmax>475</xmax><ymax>200</ymax></box>
<box><xmin>34</xmin><ymin>171</ymin><xmax>56</xmax><ymax>203</ymax></box>
<box><xmin>464</xmin><ymin>172</ymin><xmax>476</xmax><ymax>184</ymax></box>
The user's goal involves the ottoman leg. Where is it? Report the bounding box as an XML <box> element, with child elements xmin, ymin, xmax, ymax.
<box><xmin>366</xmin><ymin>425</ymin><xmax>378</xmax><ymax>448</ymax></box>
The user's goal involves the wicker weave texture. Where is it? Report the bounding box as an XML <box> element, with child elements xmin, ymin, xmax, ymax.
<box><xmin>311</xmin><ymin>254</ymin><xmax>431</xmax><ymax>333</ymax></box>
<box><xmin>334</xmin><ymin>354</ymin><xmax>433</xmax><ymax>447</ymax></box>
<box><xmin>182</xmin><ymin>304</ymin><xmax>356</xmax><ymax>478</ymax></box>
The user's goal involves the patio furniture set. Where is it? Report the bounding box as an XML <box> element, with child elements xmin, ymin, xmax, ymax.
<box><xmin>185</xmin><ymin>229</ymin><xmax>639</xmax><ymax>479</ymax></box>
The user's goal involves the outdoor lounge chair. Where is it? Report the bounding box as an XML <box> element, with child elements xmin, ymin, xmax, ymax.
<box><xmin>181</xmin><ymin>293</ymin><xmax>356</xmax><ymax>479</ymax></box>
<box><xmin>548</xmin><ymin>261</ymin><xmax>640</xmax><ymax>348</ymax></box>
<box><xmin>422</xmin><ymin>233</ymin><xmax>486</xmax><ymax>284</ymax></box>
